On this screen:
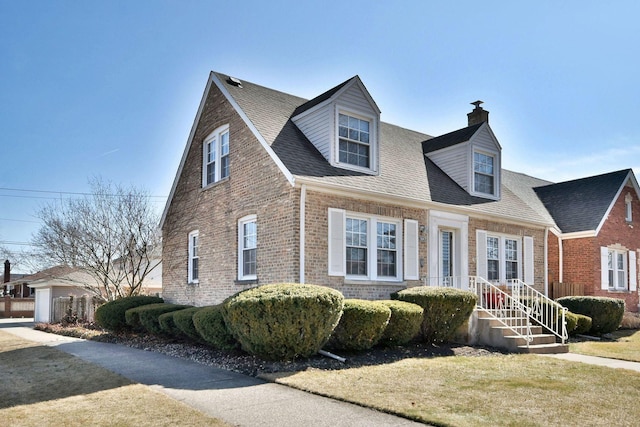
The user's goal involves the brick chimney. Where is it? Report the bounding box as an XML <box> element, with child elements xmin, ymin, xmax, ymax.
<box><xmin>467</xmin><ymin>100</ymin><xmax>489</xmax><ymax>126</ymax></box>
<box><xmin>3</xmin><ymin>260</ymin><xmax>9</xmax><ymax>283</ymax></box>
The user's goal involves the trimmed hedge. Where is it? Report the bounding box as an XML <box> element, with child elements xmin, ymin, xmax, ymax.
<box><xmin>159</xmin><ymin>310</ymin><xmax>185</xmax><ymax>337</ymax></box>
<box><xmin>556</xmin><ymin>296</ymin><xmax>625</xmax><ymax>334</ymax></box>
<box><xmin>327</xmin><ymin>299</ymin><xmax>392</xmax><ymax>351</ymax></box>
<box><xmin>223</xmin><ymin>283</ymin><xmax>344</xmax><ymax>360</ymax></box>
<box><xmin>127</xmin><ymin>303</ymin><xmax>191</xmax><ymax>335</ymax></box>
<box><xmin>573</xmin><ymin>313</ymin><xmax>593</xmax><ymax>335</ymax></box>
<box><xmin>193</xmin><ymin>305</ymin><xmax>237</xmax><ymax>350</ymax></box>
<box><xmin>378</xmin><ymin>300</ymin><xmax>423</xmax><ymax>346</ymax></box>
<box><xmin>95</xmin><ymin>296</ymin><xmax>163</xmax><ymax>332</ymax></box>
<box><xmin>173</xmin><ymin>307</ymin><xmax>204</xmax><ymax>343</ymax></box>
<box><xmin>392</xmin><ymin>287</ymin><xmax>477</xmax><ymax>343</ymax></box>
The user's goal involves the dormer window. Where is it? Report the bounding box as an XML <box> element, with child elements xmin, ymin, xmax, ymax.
<box><xmin>473</xmin><ymin>151</ymin><xmax>495</xmax><ymax>195</ymax></box>
<box><xmin>338</xmin><ymin>113</ymin><xmax>370</xmax><ymax>168</ymax></box>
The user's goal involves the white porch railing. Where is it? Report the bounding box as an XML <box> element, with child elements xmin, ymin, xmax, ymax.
<box><xmin>424</xmin><ymin>276</ymin><xmax>568</xmax><ymax>346</ymax></box>
<box><xmin>508</xmin><ymin>279</ymin><xmax>568</xmax><ymax>344</ymax></box>
<box><xmin>427</xmin><ymin>276</ymin><xmax>534</xmax><ymax>347</ymax></box>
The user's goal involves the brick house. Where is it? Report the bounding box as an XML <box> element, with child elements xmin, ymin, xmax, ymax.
<box><xmin>161</xmin><ymin>72</ymin><xmax>640</xmax><ymax>318</ymax></box>
<box><xmin>536</xmin><ymin>170</ymin><xmax>640</xmax><ymax>310</ymax></box>
<box><xmin>160</xmin><ymin>72</ymin><xmax>574</xmax><ymax>308</ymax></box>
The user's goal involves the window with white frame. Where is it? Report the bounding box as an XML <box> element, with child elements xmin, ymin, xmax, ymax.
<box><xmin>238</xmin><ymin>215</ymin><xmax>257</xmax><ymax>280</ymax></box>
<box><xmin>474</xmin><ymin>151</ymin><xmax>495</xmax><ymax>195</ymax></box>
<box><xmin>203</xmin><ymin>125</ymin><xmax>230</xmax><ymax>187</ymax></box>
<box><xmin>343</xmin><ymin>214</ymin><xmax>401</xmax><ymax>280</ymax></box>
<box><xmin>338</xmin><ymin>112</ymin><xmax>371</xmax><ymax>169</ymax></box>
<box><xmin>608</xmin><ymin>249</ymin><xmax>627</xmax><ymax>290</ymax></box>
<box><xmin>188</xmin><ymin>231</ymin><xmax>199</xmax><ymax>283</ymax></box>
<box><xmin>485</xmin><ymin>235</ymin><xmax>520</xmax><ymax>282</ymax></box>
<box><xmin>626</xmin><ymin>194</ymin><xmax>633</xmax><ymax>222</ymax></box>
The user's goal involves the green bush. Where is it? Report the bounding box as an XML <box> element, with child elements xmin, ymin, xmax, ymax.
<box><xmin>556</xmin><ymin>296</ymin><xmax>625</xmax><ymax>334</ymax></box>
<box><xmin>223</xmin><ymin>283</ymin><xmax>344</xmax><ymax>360</ymax></box>
<box><xmin>95</xmin><ymin>296</ymin><xmax>163</xmax><ymax>331</ymax></box>
<box><xmin>193</xmin><ymin>305</ymin><xmax>237</xmax><ymax>350</ymax></box>
<box><xmin>173</xmin><ymin>307</ymin><xmax>204</xmax><ymax>342</ymax></box>
<box><xmin>159</xmin><ymin>310</ymin><xmax>185</xmax><ymax>337</ymax></box>
<box><xmin>564</xmin><ymin>311</ymin><xmax>578</xmax><ymax>335</ymax></box>
<box><xmin>327</xmin><ymin>299</ymin><xmax>391</xmax><ymax>351</ymax></box>
<box><xmin>573</xmin><ymin>313</ymin><xmax>593</xmax><ymax>335</ymax></box>
<box><xmin>392</xmin><ymin>286</ymin><xmax>477</xmax><ymax>343</ymax></box>
<box><xmin>127</xmin><ymin>303</ymin><xmax>191</xmax><ymax>335</ymax></box>
<box><xmin>377</xmin><ymin>300</ymin><xmax>423</xmax><ymax>346</ymax></box>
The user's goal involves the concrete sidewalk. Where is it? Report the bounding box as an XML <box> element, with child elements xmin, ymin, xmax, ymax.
<box><xmin>542</xmin><ymin>351</ymin><xmax>640</xmax><ymax>372</ymax></box>
<box><xmin>0</xmin><ymin>319</ymin><xmax>420</xmax><ymax>426</ymax></box>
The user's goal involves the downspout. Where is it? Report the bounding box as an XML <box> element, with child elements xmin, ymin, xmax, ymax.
<box><xmin>558</xmin><ymin>234</ymin><xmax>563</xmax><ymax>283</ymax></box>
<box><xmin>299</xmin><ymin>184</ymin><xmax>306</xmax><ymax>284</ymax></box>
<box><xmin>544</xmin><ymin>227</ymin><xmax>549</xmax><ymax>296</ymax></box>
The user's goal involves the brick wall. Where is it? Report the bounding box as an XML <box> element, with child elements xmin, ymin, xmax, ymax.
<box><xmin>547</xmin><ymin>231</ymin><xmax>560</xmax><ymax>285</ymax></box>
<box><xmin>562</xmin><ymin>185</ymin><xmax>640</xmax><ymax>311</ymax></box>
<box><xmin>162</xmin><ymin>81</ymin><xmax>299</xmax><ymax>306</ymax></box>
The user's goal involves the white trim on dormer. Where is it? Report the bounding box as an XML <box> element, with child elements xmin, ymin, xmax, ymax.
<box><xmin>594</xmin><ymin>170</ymin><xmax>640</xmax><ymax>236</ymax></box>
<box><xmin>333</xmin><ymin>105</ymin><xmax>379</xmax><ymax>174</ymax></box>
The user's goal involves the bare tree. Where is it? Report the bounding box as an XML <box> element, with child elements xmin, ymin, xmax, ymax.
<box><xmin>32</xmin><ymin>178</ymin><xmax>161</xmax><ymax>301</ymax></box>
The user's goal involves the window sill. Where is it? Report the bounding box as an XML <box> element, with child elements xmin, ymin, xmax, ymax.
<box><xmin>344</xmin><ymin>279</ymin><xmax>405</xmax><ymax>286</ymax></box>
<box><xmin>607</xmin><ymin>289</ymin><xmax>631</xmax><ymax>293</ymax></box>
<box><xmin>201</xmin><ymin>177</ymin><xmax>230</xmax><ymax>191</ymax></box>
<box><xmin>235</xmin><ymin>279</ymin><xmax>258</xmax><ymax>286</ymax></box>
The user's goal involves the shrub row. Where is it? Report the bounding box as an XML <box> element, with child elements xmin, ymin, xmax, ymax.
<box><xmin>95</xmin><ymin>295</ymin><xmax>163</xmax><ymax>332</ymax></box>
<box><xmin>95</xmin><ymin>285</ymin><xmax>477</xmax><ymax>361</ymax></box>
<box><xmin>556</xmin><ymin>296</ymin><xmax>625</xmax><ymax>334</ymax></box>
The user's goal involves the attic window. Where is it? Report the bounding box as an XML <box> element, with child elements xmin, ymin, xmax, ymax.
<box><xmin>473</xmin><ymin>151</ymin><xmax>495</xmax><ymax>195</ymax></box>
<box><xmin>338</xmin><ymin>113</ymin><xmax>370</xmax><ymax>168</ymax></box>
<box><xmin>625</xmin><ymin>194</ymin><xmax>633</xmax><ymax>222</ymax></box>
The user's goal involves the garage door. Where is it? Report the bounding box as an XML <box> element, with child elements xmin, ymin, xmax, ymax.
<box><xmin>35</xmin><ymin>288</ymin><xmax>51</xmax><ymax>323</ymax></box>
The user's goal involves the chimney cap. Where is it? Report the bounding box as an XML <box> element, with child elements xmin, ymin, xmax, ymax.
<box><xmin>471</xmin><ymin>100</ymin><xmax>484</xmax><ymax>109</ymax></box>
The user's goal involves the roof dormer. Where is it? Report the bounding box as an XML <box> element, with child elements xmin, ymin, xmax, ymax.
<box><xmin>292</xmin><ymin>76</ymin><xmax>381</xmax><ymax>175</ymax></box>
<box><xmin>423</xmin><ymin>102</ymin><xmax>502</xmax><ymax>200</ymax></box>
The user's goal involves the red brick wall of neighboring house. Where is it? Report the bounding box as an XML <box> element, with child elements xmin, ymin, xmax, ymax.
<box><xmin>547</xmin><ymin>231</ymin><xmax>560</xmax><ymax>286</ymax></box>
<box><xmin>562</xmin><ymin>185</ymin><xmax>640</xmax><ymax>311</ymax></box>
<box><xmin>468</xmin><ymin>218</ymin><xmax>547</xmax><ymax>294</ymax></box>
<box><xmin>162</xmin><ymin>80</ymin><xmax>299</xmax><ymax>306</ymax></box>
<box><xmin>302</xmin><ymin>189</ymin><xmax>426</xmax><ymax>300</ymax></box>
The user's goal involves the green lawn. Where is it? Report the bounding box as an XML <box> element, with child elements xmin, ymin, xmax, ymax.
<box><xmin>263</xmin><ymin>353</ymin><xmax>640</xmax><ymax>426</ymax></box>
<box><xmin>570</xmin><ymin>329</ymin><xmax>640</xmax><ymax>362</ymax></box>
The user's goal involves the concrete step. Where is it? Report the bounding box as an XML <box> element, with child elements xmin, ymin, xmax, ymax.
<box><xmin>504</xmin><ymin>333</ymin><xmax>558</xmax><ymax>347</ymax></box>
<box><xmin>517</xmin><ymin>343</ymin><xmax>570</xmax><ymax>354</ymax></box>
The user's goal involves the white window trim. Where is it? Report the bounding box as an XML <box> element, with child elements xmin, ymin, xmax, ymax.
<box><xmin>333</xmin><ymin>105</ymin><xmax>378</xmax><ymax>174</ymax></box>
<box><xmin>238</xmin><ymin>215</ymin><xmax>257</xmax><ymax>281</ymax></box>
<box><xmin>470</xmin><ymin>147</ymin><xmax>500</xmax><ymax>200</ymax></box>
<box><xmin>202</xmin><ymin>124</ymin><xmax>230</xmax><ymax>187</ymax></box>
<box><xmin>608</xmin><ymin>248</ymin><xmax>628</xmax><ymax>290</ymax></box>
<box><xmin>485</xmin><ymin>233</ymin><xmax>522</xmax><ymax>284</ymax></box>
<box><xmin>188</xmin><ymin>230</ymin><xmax>199</xmax><ymax>284</ymax></box>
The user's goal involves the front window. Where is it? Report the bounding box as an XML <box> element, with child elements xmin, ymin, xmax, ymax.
<box><xmin>474</xmin><ymin>151</ymin><xmax>495</xmax><ymax>195</ymax></box>
<box><xmin>188</xmin><ymin>231</ymin><xmax>199</xmax><ymax>283</ymax></box>
<box><xmin>238</xmin><ymin>216</ymin><xmax>257</xmax><ymax>280</ymax></box>
<box><xmin>203</xmin><ymin>125</ymin><xmax>230</xmax><ymax>186</ymax></box>
<box><xmin>608</xmin><ymin>250</ymin><xmax>627</xmax><ymax>290</ymax></box>
<box><xmin>338</xmin><ymin>113</ymin><xmax>370</xmax><ymax>168</ymax></box>
<box><xmin>486</xmin><ymin>235</ymin><xmax>520</xmax><ymax>282</ymax></box>
<box><xmin>345</xmin><ymin>215</ymin><xmax>401</xmax><ymax>281</ymax></box>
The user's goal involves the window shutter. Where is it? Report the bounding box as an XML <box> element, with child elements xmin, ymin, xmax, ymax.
<box><xmin>328</xmin><ymin>208</ymin><xmax>345</xmax><ymax>276</ymax></box>
<box><xmin>630</xmin><ymin>250</ymin><xmax>637</xmax><ymax>292</ymax></box>
<box><xmin>524</xmin><ymin>236</ymin><xmax>534</xmax><ymax>284</ymax></box>
<box><xmin>404</xmin><ymin>219</ymin><xmax>419</xmax><ymax>280</ymax></box>
<box><xmin>476</xmin><ymin>230</ymin><xmax>487</xmax><ymax>279</ymax></box>
<box><xmin>600</xmin><ymin>247</ymin><xmax>609</xmax><ymax>290</ymax></box>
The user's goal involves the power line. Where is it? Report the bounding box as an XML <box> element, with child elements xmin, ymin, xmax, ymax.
<box><xmin>0</xmin><ymin>186</ymin><xmax>168</xmax><ymax>199</ymax></box>
<box><xmin>0</xmin><ymin>241</ymin><xmax>36</xmax><ymax>247</ymax></box>
<box><xmin>0</xmin><ymin>218</ymin><xmax>41</xmax><ymax>224</ymax></box>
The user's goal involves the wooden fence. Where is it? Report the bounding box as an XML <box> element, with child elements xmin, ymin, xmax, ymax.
<box><xmin>549</xmin><ymin>282</ymin><xmax>584</xmax><ymax>300</ymax></box>
<box><xmin>52</xmin><ymin>295</ymin><xmax>98</xmax><ymax>323</ymax></box>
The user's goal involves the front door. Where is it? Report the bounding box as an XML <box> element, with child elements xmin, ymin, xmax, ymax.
<box><xmin>439</xmin><ymin>229</ymin><xmax>454</xmax><ymax>286</ymax></box>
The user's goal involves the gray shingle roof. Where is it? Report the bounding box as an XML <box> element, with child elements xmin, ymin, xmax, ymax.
<box><xmin>213</xmin><ymin>72</ymin><xmax>559</xmax><ymax>226</ymax></box>
<box><xmin>534</xmin><ymin>169</ymin><xmax>631</xmax><ymax>233</ymax></box>
<box><xmin>422</xmin><ymin>123</ymin><xmax>483</xmax><ymax>153</ymax></box>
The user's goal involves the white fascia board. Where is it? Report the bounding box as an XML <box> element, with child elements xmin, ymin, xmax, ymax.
<box><xmin>560</xmin><ymin>230</ymin><xmax>597</xmax><ymax>240</ymax></box>
<box><xmin>160</xmin><ymin>72</ymin><xmax>215</xmax><ymax>229</ymax></box>
<box><xmin>211</xmin><ymin>73</ymin><xmax>295</xmax><ymax>187</ymax></box>
<box><xmin>593</xmin><ymin>170</ymin><xmax>640</xmax><ymax>236</ymax></box>
<box><xmin>294</xmin><ymin>178</ymin><xmax>553</xmax><ymax>229</ymax></box>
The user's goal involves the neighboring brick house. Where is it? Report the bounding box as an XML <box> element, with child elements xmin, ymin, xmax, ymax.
<box><xmin>536</xmin><ymin>170</ymin><xmax>640</xmax><ymax>310</ymax></box>
<box><xmin>161</xmin><ymin>72</ymin><xmax>567</xmax><ymax>307</ymax></box>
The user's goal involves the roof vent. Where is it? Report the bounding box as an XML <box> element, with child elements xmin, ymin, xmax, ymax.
<box><xmin>227</xmin><ymin>76</ymin><xmax>243</xmax><ymax>88</ymax></box>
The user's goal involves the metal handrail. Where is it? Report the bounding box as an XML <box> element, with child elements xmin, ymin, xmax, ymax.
<box><xmin>508</xmin><ymin>279</ymin><xmax>568</xmax><ymax>344</ymax></box>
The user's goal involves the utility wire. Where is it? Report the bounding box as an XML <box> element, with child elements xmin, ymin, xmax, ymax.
<box><xmin>0</xmin><ymin>187</ymin><xmax>168</xmax><ymax>199</ymax></box>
